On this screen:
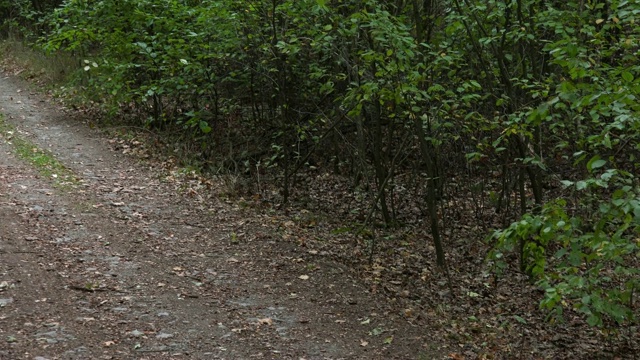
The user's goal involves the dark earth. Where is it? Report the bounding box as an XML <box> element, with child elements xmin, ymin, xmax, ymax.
<box><xmin>0</xmin><ymin>72</ymin><xmax>437</xmax><ymax>359</ymax></box>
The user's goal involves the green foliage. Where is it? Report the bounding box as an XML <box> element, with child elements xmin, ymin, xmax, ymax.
<box><xmin>43</xmin><ymin>0</ymin><xmax>243</xmax><ymax>130</ymax></box>
<box><xmin>0</xmin><ymin>0</ymin><xmax>32</xmax><ymax>36</ymax></box>
<box><xmin>490</xmin><ymin>174</ymin><xmax>639</xmax><ymax>327</ymax></box>
<box><xmin>483</xmin><ymin>0</ymin><xmax>640</xmax><ymax>329</ymax></box>
<box><xmin>0</xmin><ymin>0</ymin><xmax>61</xmax><ymax>39</ymax></box>
<box><xmin>340</xmin><ymin>7</ymin><xmax>422</xmax><ymax>117</ymax></box>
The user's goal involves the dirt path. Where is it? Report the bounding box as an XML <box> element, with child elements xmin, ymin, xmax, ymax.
<box><xmin>0</xmin><ymin>73</ymin><xmax>436</xmax><ymax>359</ymax></box>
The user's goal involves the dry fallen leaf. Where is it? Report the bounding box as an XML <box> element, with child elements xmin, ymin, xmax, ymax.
<box><xmin>360</xmin><ymin>340</ymin><xmax>368</xmax><ymax>347</ymax></box>
<box><xmin>257</xmin><ymin>318</ymin><xmax>273</xmax><ymax>326</ymax></box>
<box><xmin>299</xmin><ymin>275</ymin><xmax>310</xmax><ymax>280</ymax></box>
<box><xmin>103</xmin><ymin>340</ymin><xmax>116</xmax><ymax>347</ymax></box>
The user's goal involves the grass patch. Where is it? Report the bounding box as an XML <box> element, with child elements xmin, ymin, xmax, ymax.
<box><xmin>0</xmin><ymin>115</ymin><xmax>78</xmax><ymax>187</ymax></box>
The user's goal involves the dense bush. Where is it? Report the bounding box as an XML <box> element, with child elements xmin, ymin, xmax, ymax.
<box><xmin>0</xmin><ymin>0</ymin><xmax>62</xmax><ymax>38</ymax></box>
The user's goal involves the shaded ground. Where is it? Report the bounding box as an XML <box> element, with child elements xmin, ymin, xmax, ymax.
<box><xmin>0</xmin><ymin>72</ymin><xmax>436</xmax><ymax>359</ymax></box>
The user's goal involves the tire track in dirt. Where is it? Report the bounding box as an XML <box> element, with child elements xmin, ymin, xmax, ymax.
<box><xmin>0</xmin><ymin>72</ymin><xmax>436</xmax><ymax>359</ymax></box>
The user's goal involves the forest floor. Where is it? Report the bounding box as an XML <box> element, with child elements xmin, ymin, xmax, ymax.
<box><xmin>0</xmin><ymin>60</ymin><xmax>638</xmax><ymax>360</ymax></box>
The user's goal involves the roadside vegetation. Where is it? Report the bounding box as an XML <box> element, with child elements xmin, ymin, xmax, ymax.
<box><xmin>0</xmin><ymin>115</ymin><xmax>77</xmax><ymax>187</ymax></box>
<box><xmin>1</xmin><ymin>0</ymin><xmax>638</xmax><ymax>357</ymax></box>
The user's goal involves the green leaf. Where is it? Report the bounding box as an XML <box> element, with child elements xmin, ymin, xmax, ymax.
<box><xmin>590</xmin><ymin>159</ymin><xmax>606</xmax><ymax>170</ymax></box>
<box><xmin>513</xmin><ymin>315</ymin><xmax>527</xmax><ymax>324</ymax></box>
<box><xmin>621</xmin><ymin>71</ymin><xmax>634</xmax><ymax>82</ymax></box>
<box><xmin>199</xmin><ymin>120</ymin><xmax>211</xmax><ymax>133</ymax></box>
<box><xmin>560</xmin><ymin>180</ymin><xmax>574</xmax><ymax>187</ymax></box>
<box><xmin>587</xmin><ymin>155</ymin><xmax>606</xmax><ymax>172</ymax></box>
<box><xmin>587</xmin><ymin>314</ymin><xmax>601</xmax><ymax>326</ymax></box>
<box><xmin>554</xmin><ymin>248</ymin><xmax>568</xmax><ymax>258</ymax></box>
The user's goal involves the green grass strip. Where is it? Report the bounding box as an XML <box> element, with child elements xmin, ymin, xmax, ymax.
<box><xmin>0</xmin><ymin>115</ymin><xmax>78</xmax><ymax>187</ymax></box>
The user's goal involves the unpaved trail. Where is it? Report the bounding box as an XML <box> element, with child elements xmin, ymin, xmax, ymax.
<box><xmin>0</xmin><ymin>72</ymin><xmax>435</xmax><ymax>359</ymax></box>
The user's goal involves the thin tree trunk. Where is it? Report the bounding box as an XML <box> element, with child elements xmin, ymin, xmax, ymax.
<box><xmin>414</xmin><ymin>117</ymin><xmax>448</xmax><ymax>272</ymax></box>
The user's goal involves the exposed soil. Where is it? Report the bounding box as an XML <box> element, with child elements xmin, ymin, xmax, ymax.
<box><xmin>0</xmin><ymin>72</ymin><xmax>436</xmax><ymax>359</ymax></box>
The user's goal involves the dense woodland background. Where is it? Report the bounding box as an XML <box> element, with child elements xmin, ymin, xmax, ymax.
<box><xmin>1</xmin><ymin>0</ymin><xmax>638</xmax><ymax>357</ymax></box>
